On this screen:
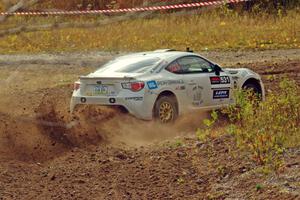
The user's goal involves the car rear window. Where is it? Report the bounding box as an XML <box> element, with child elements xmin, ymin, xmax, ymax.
<box><xmin>96</xmin><ymin>56</ymin><xmax>161</xmax><ymax>73</ymax></box>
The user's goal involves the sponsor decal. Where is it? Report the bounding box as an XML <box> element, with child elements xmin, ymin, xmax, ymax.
<box><xmin>125</xmin><ymin>97</ymin><xmax>143</xmax><ymax>101</ymax></box>
<box><xmin>147</xmin><ymin>80</ymin><xmax>158</xmax><ymax>90</ymax></box>
<box><xmin>157</xmin><ymin>80</ymin><xmax>184</xmax><ymax>86</ymax></box>
<box><xmin>210</xmin><ymin>76</ymin><xmax>230</xmax><ymax>84</ymax></box>
<box><xmin>192</xmin><ymin>85</ymin><xmax>203</xmax><ymax>106</ymax></box>
<box><xmin>210</xmin><ymin>76</ymin><xmax>221</xmax><ymax>84</ymax></box>
<box><xmin>147</xmin><ymin>80</ymin><xmax>184</xmax><ymax>90</ymax></box>
<box><xmin>175</xmin><ymin>85</ymin><xmax>186</xmax><ymax>90</ymax></box>
<box><xmin>213</xmin><ymin>89</ymin><xmax>230</xmax><ymax>99</ymax></box>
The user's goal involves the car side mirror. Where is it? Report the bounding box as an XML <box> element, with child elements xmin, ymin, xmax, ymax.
<box><xmin>214</xmin><ymin>64</ymin><xmax>222</xmax><ymax>76</ymax></box>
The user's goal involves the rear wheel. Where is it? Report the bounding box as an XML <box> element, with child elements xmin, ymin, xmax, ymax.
<box><xmin>154</xmin><ymin>96</ymin><xmax>178</xmax><ymax>123</ymax></box>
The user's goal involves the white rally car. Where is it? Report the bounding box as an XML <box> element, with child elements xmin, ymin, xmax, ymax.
<box><xmin>70</xmin><ymin>49</ymin><xmax>265</xmax><ymax>123</ymax></box>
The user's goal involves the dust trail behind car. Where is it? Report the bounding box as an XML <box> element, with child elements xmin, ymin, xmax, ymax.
<box><xmin>0</xmin><ymin>81</ymin><xmax>209</xmax><ymax>162</ymax></box>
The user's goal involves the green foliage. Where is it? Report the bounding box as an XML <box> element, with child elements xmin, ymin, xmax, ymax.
<box><xmin>255</xmin><ymin>183</ymin><xmax>263</xmax><ymax>191</ymax></box>
<box><xmin>174</xmin><ymin>139</ymin><xmax>183</xmax><ymax>147</ymax></box>
<box><xmin>196</xmin><ymin>110</ymin><xmax>218</xmax><ymax>142</ymax></box>
<box><xmin>223</xmin><ymin>78</ymin><xmax>300</xmax><ymax>169</ymax></box>
<box><xmin>168</xmin><ymin>139</ymin><xmax>184</xmax><ymax>148</ymax></box>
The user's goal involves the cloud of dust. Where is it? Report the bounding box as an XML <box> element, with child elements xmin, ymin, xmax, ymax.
<box><xmin>0</xmin><ymin>69</ymin><xmax>211</xmax><ymax>162</ymax></box>
<box><xmin>99</xmin><ymin>110</ymin><xmax>210</xmax><ymax>148</ymax></box>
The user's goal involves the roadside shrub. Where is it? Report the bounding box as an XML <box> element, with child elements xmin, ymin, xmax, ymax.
<box><xmin>240</xmin><ymin>0</ymin><xmax>300</xmax><ymax>12</ymax></box>
<box><xmin>196</xmin><ymin>110</ymin><xmax>218</xmax><ymax>142</ymax></box>
<box><xmin>223</xmin><ymin>78</ymin><xmax>300</xmax><ymax>169</ymax></box>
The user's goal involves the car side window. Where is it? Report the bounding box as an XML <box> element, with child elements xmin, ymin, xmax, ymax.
<box><xmin>166</xmin><ymin>61</ymin><xmax>182</xmax><ymax>73</ymax></box>
<box><xmin>175</xmin><ymin>56</ymin><xmax>214</xmax><ymax>74</ymax></box>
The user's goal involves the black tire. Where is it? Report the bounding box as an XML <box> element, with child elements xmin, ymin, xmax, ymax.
<box><xmin>154</xmin><ymin>95</ymin><xmax>178</xmax><ymax>123</ymax></box>
<box><xmin>243</xmin><ymin>83</ymin><xmax>262</xmax><ymax>101</ymax></box>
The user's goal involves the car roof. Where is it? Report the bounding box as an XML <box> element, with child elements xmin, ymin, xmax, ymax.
<box><xmin>115</xmin><ymin>50</ymin><xmax>202</xmax><ymax>63</ymax></box>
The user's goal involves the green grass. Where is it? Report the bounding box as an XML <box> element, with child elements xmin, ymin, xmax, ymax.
<box><xmin>0</xmin><ymin>9</ymin><xmax>299</xmax><ymax>54</ymax></box>
<box><xmin>224</xmin><ymin>78</ymin><xmax>300</xmax><ymax>170</ymax></box>
<box><xmin>198</xmin><ymin>78</ymin><xmax>300</xmax><ymax>171</ymax></box>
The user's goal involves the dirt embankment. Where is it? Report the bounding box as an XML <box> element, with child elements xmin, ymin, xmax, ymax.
<box><xmin>0</xmin><ymin>49</ymin><xmax>299</xmax><ymax>199</ymax></box>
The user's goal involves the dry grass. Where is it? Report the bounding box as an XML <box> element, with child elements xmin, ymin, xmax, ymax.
<box><xmin>0</xmin><ymin>10</ymin><xmax>299</xmax><ymax>54</ymax></box>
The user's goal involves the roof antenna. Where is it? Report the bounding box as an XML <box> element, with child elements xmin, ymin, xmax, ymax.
<box><xmin>186</xmin><ymin>47</ymin><xmax>193</xmax><ymax>53</ymax></box>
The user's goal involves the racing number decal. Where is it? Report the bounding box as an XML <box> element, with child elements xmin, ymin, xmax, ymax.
<box><xmin>210</xmin><ymin>76</ymin><xmax>230</xmax><ymax>84</ymax></box>
<box><xmin>220</xmin><ymin>76</ymin><xmax>230</xmax><ymax>84</ymax></box>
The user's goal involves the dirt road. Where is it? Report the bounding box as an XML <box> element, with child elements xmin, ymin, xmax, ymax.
<box><xmin>0</xmin><ymin>49</ymin><xmax>299</xmax><ymax>199</ymax></box>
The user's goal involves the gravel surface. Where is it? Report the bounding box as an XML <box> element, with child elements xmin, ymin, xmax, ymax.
<box><xmin>0</xmin><ymin>48</ymin><xmax>299</xmax><ymax>67</ymax></box>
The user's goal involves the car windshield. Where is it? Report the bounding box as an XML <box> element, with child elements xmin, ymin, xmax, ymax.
<box><xmin>96</xmin><ymin>56</ymin><xmax>161</xmax><ymax>73</ymax></box>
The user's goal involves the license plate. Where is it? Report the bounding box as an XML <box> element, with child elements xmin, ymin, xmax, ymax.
<box><xmin>93</xmin><ymin>85</ymin><xmax>108</xmax><ymax>95</ymax></box>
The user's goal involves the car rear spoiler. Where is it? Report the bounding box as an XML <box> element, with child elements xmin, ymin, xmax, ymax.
<box><xmin>79</xmin><ymin>76</ymin><xmax>135</xmax><ymax>80</ymax></box>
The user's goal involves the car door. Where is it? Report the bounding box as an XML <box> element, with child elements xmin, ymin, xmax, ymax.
<box><xmin>169</xmin><ymin>56</ymin><xmax>215</xmax><ymax>108</ymax></box>
<box><xmin>167</xmin><ymin>56</ymin><xmax>233</xmax><ymax>109</ymax></box>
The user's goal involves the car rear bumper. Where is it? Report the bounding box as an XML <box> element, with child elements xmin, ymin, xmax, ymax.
<box><xmin>70</xmin><ymin>92</ymin><xmax>153</xmax><ymax>120</ymax></box>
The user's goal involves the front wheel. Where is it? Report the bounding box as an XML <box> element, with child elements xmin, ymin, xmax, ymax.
<box><xmin>243</xmin><ymin>83</ymin><xmax>262</xmax><ymax>101</ymax></box>
<box><xmin>154</xmin><ymin>96</ymin><xmax>178</xmax><ymax>123</ymax></box>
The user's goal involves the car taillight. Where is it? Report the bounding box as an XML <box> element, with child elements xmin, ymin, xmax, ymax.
<box><xmin>131</xmin><ymin>82</ymin><xmax>145</xmax><ymax>91</ymax></box>
<box><xmin>74</xmin><ymin>81</ymin><xmax>80</xmax><ymax>90</ymax></box>
<box><xmin>122</xmin><ymin>82</ymin><xmax>145</xmax><ymax>92</ymax></box>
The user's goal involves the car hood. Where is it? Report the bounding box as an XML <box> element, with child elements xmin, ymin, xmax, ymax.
<box><xmin>224</xmin><ymin>68</ymin><xmax>258</xmax><ymax>77</ymax></box>
<box><xmin>224</xmin><ymin>68</ymin><xmax>246</xmax><ymax>74</ymax></box>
